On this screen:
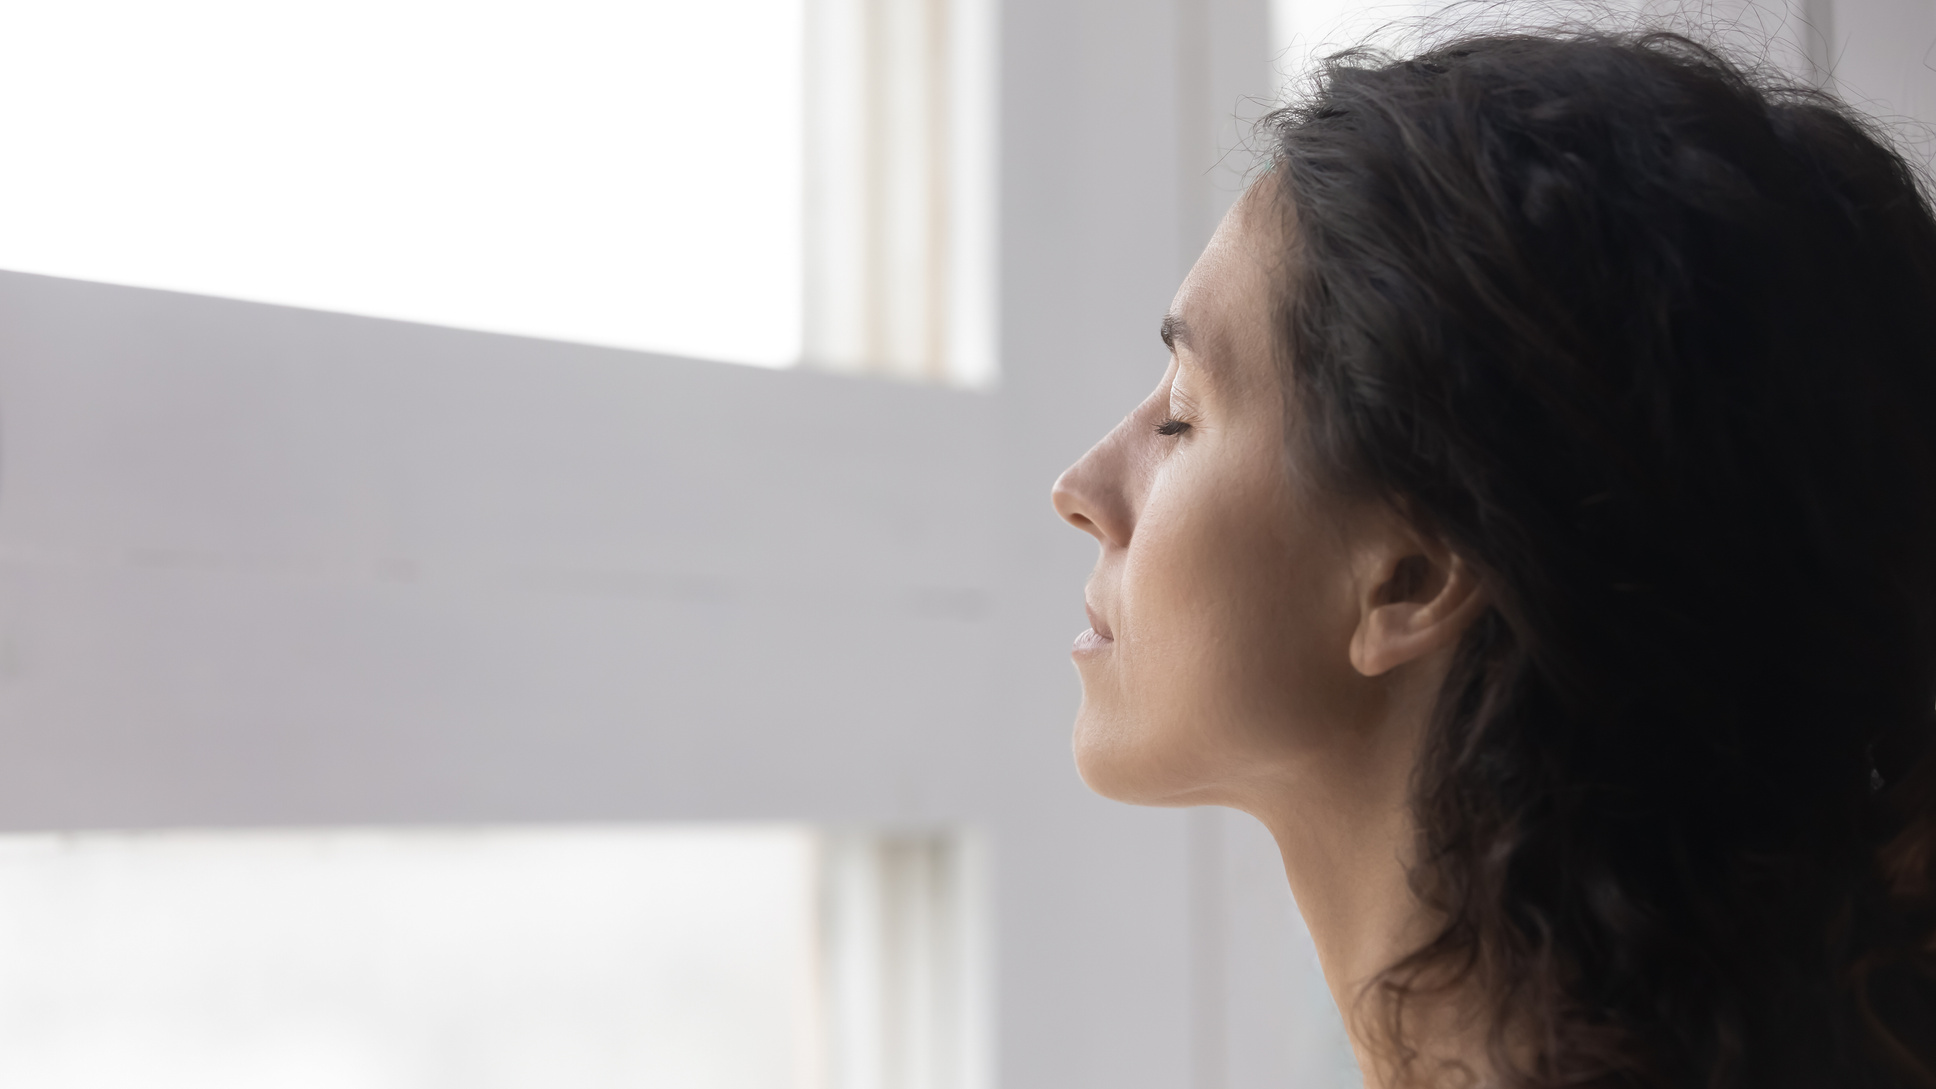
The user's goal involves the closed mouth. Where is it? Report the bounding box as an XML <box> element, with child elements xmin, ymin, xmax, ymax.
<box><xmin>1076</xmin><ymin>600</ymin><xmax>1122</xmax><ymax>643</ymax></box>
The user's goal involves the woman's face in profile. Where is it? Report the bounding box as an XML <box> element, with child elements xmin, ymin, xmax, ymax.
<box><xmin>1052</xmin><ymin>187</ymin><xmax>1398</xmax><ymax>810</ymax></box>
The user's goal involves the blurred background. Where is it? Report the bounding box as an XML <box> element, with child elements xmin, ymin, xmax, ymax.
<box><xmin>0</xmin><ymin>0</ymin><xmax>1926</xmax><ymax>1087</ymax></box>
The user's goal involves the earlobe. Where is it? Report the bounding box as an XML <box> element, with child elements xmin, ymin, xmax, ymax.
<box><xmin>1348</xmin><ymin>548</ymin><xmax>1487</xmax><ymax>678</ymax></box>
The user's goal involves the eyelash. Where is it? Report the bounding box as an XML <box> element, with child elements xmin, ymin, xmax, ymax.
<box><xmin>1154</xmin><ymin>417</ymin><xmax>1192</xmax><ymax>437</ymax></box>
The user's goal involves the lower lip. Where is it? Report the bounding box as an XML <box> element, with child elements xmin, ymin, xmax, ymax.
<box><xmin>1072</xmin><ymin>628</ymin><xmax>1114</xmax><ymax>655</ymax></box>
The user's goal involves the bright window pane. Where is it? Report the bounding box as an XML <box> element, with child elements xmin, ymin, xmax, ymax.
<box><xmin>0</xmin><ymin>826</ymin><xmax>820</xmax><ymax>1089</ymax></box>
<box><xmin>0</xmin><ymin>1</ymin><xmax>804</xmax><ymax>367</ymax></box>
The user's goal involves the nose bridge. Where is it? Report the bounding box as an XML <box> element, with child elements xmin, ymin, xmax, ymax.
<box><xmin>1052</xmin><ymin>413</ymin><xmax>1137</xmax><ymax>548</ymax></box>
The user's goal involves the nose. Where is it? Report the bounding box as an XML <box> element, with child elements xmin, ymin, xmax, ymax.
<box><xmin>1052</xmin><ymin>433</ymin><xmax>1133</xmax><ymax>548</ymax></box>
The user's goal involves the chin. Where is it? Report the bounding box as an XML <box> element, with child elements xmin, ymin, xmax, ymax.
<box><xmin>1071</xmin><ymin>702</ymin><xmax>1205</xmax><ymax>807</ymax></box>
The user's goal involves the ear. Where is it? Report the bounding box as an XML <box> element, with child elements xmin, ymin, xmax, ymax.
<box><xmin>1348</xmin><ymin>528</ymin><xmax>1488</xmax><ymax>679</ymax></box>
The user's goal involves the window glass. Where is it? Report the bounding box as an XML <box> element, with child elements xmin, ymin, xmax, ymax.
<box><xmin>0</xmin><ymin>2</ymin><xmax>803</xmax><ymax>367</ymax></box>
<box><xmin>0</xmin><ymin>825</ymin><xmax>988</xmax><ymax>1089</ymax></box>
<box><xmin>0</xmin><ymin>826</ymin><xmax>820</xmax><ymax>1089</ymax></box>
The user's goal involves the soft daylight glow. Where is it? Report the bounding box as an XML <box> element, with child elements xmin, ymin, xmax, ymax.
<box><xmin>0</xmin><ymin>826</ymin><xmax>821</xmax><ymax>1089</ymax></box>
<box><xmin>0</xmin><ymin>1</ymin><xmax>804</xmax><ymax>367</ymax></box>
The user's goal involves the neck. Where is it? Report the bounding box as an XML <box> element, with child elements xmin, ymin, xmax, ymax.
<box><xmin>1254</xmin><ymin>732</ymin><xmax>1424</xmax><ymax>1083</ymax></box>
<box><xmin>1235</xmin><ymin>663</ymin><xmax>1481</xmax><ymax>1087</ymax></box>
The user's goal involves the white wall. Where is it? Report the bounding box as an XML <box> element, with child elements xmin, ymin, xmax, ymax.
<box><xmin>1824</xmin><ymin>0</ymin><xmax>1936</xmax><ymax>123</ymax></box>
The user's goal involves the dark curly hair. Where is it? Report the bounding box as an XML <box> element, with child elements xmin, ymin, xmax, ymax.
<box><xmin>1263</xmin><ymin>30</ymin><xmax>1936</xmax><ymax>1089</ymax></box>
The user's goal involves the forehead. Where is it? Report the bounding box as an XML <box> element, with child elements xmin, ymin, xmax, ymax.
<box><xmin>1167</xmin><ymin>185</ymin><xmax>1284</xmax><ymax>386</ymax></box>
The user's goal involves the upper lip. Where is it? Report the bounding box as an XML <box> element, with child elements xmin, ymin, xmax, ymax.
<box><xmin>1085</xmin><ymin>601</ymin><xmax>1114</xmax><ymax>640</ymax></box>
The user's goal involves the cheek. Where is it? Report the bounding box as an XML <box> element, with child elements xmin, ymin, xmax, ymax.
<box><xmin>1073</xmin><ymin>457</ymin><xmax>1360</xmax><ymax>801</ymax></box>
<box><xmin>1126</xmin><ymin>478</ymin><xmax>1346</xmax><ymax>727</ymax></box>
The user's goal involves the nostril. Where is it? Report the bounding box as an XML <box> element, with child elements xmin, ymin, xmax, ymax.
<box><xmin>1052</xmin><ymin>487</ymin><xmax>1099</xmax><ymax>538</ymax></box>
<box><xmin>1054</xmin><ymin>443</ymin><xmax>1130</xmax><ymax>546</ymax></box>
<box><xmin>1053</xmin><ymin>470</ymin><xmax>1124</xmax><ymax>546</ymax></box>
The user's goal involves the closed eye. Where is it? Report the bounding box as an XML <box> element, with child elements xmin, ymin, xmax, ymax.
<box><xmin>1154</xmin><ymin>418</ymin><xmax>1192</xmax><ymax>437</ymax></box>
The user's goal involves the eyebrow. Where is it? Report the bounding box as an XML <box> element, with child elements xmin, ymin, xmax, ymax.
<box><xmin>1159</xmin><ymin>313</ymin><xmax>1192</xmax><ymax>353</ymax></box>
